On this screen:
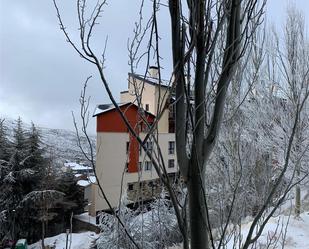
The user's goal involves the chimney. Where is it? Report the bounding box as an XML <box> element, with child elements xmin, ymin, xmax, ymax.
<box><xmin>148</xmin><ymin>66</ymin><xmax>159</xmax><ymax>79</ymax></box>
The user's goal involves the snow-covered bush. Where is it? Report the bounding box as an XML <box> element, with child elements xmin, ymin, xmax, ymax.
<box><xmin>96</xmin><ymin>195</ymin><xmax>182</xmax><ymax>249</ymax></box>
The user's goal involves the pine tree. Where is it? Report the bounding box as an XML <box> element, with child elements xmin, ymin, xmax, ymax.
<box><xmin>55</xmin><ymin>171</ymin><xmax>85</xmax><ymax>216</ymax></box>
<box><xmin>10</xmin><ymin>117</ymin><xmax>28</xmax><ymax>172</ymax></box>
<box><xmin>0</xmin><ymin>119</ymin><xmax>11</xmax><ymax>162</ymax></box>
<box><xmin>0</xmin><ymin>118</ymin><xmax>34</xmax><ymax>241</ymax></box>
<box><xmin>0</xmin><ymin>118</ymin><xmax>85</xmax><ymax>243</ymax></box>
<box><xmin>25</xmin><ymin>123</ymin><xmax>47</xmax><ymax>189</ymax></box>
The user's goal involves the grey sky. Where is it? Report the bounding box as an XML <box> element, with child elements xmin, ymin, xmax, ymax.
<box><xmin>0</xmin><ymin>0</ymin><xmax>308</xmax><ymax>133</ymax></box>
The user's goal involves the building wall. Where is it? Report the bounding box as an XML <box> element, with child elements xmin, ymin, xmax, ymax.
<box><xmin>154</xmin><ymin>84</ymin><xmax>170</xmax><ymax>133</ymax></box>
<box><xmin>88</xmin><ymin>184</ymin><xmax>97</xmax><ymax>217</ymax></box>
<box><xmin>91</xmin><ymin>74</ymin><xmax>176</xmax><ymax>214</ymax></box>
<box><xmin>96</xmin><ymin>104</ymin><xmax>154</xmax><ymax>173</ymax></box>
<box><xmin>94</xmin><ymin>132</ymin><xmax>128</xmax><ymax>212</ymax></box>
<box><xmin>120</xmin><ymin>75</ymin><xmax>157</xmax><ymax>114</ymax></box>
<box><xmin>84</xmin><ymin>184</ymin><xmax>92</xmax><ymax>211</ymax></box>
<box><xmin>120</xmin><ymin>75</ymin><xmax>170</xmax><ymax>133</ymax></box>
<box><xmin>92</xmin><ymin>132</ymin><xmax>177</xmax><ymax>213</ymax></box>
<box><xmin>96</xmin><ymin>103</ymin><xmax>139</xmax><ymax>133</ymax></box>
<box><xmin>126</xmin><ymin>178</ymin><xmax>163</xmax><ymax>202</ymax></box>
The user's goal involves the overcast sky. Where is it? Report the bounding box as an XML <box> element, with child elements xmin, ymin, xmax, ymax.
<box><xmin>0</xmin><ymin>0</ymin><xmax>308</xmax><ymax>134</ymax></box>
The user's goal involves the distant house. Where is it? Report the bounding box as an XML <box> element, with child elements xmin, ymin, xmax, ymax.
<box><xmin>63</xmin><ymin>161</ymin><xmax>94</xmax><ymax>176</ymax></box>
<box><xmin>87</xmin><ymin>67</ymin><xmax>178</xmax><ymax>217</ymax></box>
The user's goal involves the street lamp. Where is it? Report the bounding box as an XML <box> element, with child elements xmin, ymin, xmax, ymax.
<box><xmin>12</xmin><ymin>209</ymin><xmax>16</xmax><ymax>241</ymax></box>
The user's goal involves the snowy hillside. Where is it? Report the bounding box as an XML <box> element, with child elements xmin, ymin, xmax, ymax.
<box><xmin>39</xmin><ymin>126</ymin><xmax>96</xmax><ymax>162</ymax></box>
<box><xmin>1</xmin><ymin>117</ymin><xmax>96</xmax><ymax>162</ymax></box>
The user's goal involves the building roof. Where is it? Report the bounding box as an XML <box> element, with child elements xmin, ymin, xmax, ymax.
<box><xmin>77</xmin><ymin>176</ymin><xmax>96</xmax><ymax>187</ymax></box>
<box><xmin>64</xmin><ymin>162</ymin><xmax>92</xmax><ymax>171</ymax></box>
<box><xmin>93</xmin><ymin>102</ymin><xmax>156</xmax><ymax>117</ymax></box>
<box><xmin>128</xmin><ymin>72</ymin><xmax>170</xmax><ymax>89</ymax></box>
<box><xmin>93</xmin><ymin>102</ymin><xmax>128</xmax><ymax>117</ymax></box>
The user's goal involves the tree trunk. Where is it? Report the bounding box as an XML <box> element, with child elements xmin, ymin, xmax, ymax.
<box><xmin>188</xmin><ymin>154</ymin><xmax>209</xmax><ymax>249</ymax></box>
<box><xmin>295</xmin><ymin>185</ymin><xmax>301</xmax><ymax>216</ymax></box>
<box><xmin>41</xmin><ymin>221</ymin><xmax>45</xmax><ymax>249</ymax></box>
<box><xmin>295</xmin><ymin>159</ymin><xmax>301</xmax><ymax>217</ymax></box>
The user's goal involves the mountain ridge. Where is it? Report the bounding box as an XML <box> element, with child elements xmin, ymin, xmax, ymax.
<box><xmin>1</xmin><ymin>116</ymin><xmax>96</xmax><ymax>163</ymax></box>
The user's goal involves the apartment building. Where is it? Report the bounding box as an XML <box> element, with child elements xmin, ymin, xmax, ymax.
<box><xmin>87</xmin><ymin>67</ymin><xmax>177</xmax><ymax>216</ymax></box>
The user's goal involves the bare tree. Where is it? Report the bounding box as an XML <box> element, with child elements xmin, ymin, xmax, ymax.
<box><xmin>169</xmin><ymin>1</ymin><xmax>265</xmax><ymax>248</ymax></box>
<box><xmin>276</xmin><ymin>6</ymin><xmax>309</xmax><ymax>217</ymax></box>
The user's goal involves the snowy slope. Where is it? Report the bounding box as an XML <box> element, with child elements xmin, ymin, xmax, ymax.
<box><xmin>227</xmin><ymin>212</ymin><xmax>309</xmax><ymax>249</ymax></box>
<box><xmin>1</xmin><ymin>117</ymin><xmax>96</xmax><ymax>162</ymax></box>
<box><xmin>168</xmin><ymin>211</ymin><xmax>309</xmax><ymax>249</ymax></box>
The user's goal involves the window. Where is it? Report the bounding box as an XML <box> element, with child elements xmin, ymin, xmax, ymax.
<box><xmin>138</xmin><ymin>162</ymin><xmax>142</xmax><ymax>171</ymax></box>
<box><xmin>168</xmin><ymin>141</ymin><xmax>175</xmax><ymax>154</ymax></box>
<box><xmin>145</xmin><ymin>141</ymin><xmax>153</xmax><ymax>151</ymax></box>
<box><xmin>128</xmin><ymin>183</ymin><xmax>133</xmax><ymax>191</ymax></box>
<box><xmin>145</xmin><ymin>104</ymin><xmax>149</xmax><ymax>111</ymax></box>
<box><xmin>139</xmin><ymin>123</ymin><xmax>143</xmax><ymax>132</ymax></box>
<box><xmin>168</xmin><ymin>159</ymin><xmax>175</xmax><ymax>168</ymax></box>
<box><xmin>126</xmin><ymin>142</ymin><xmax>130</xmax><ymax>154</ymax></box>
<box><xmin>169</xmin><ymin>104</ymin><xmax>175</xmax><ymax>118</ymax></box>
<box><xmin>139</xmin><ymin>145</ymin><xmax>142</xmax><ymax>155</ymax></box>
<box><xmin>144</xmin><ymin>161</ymin><xmax>152</xmax><ymax>171</ymax></box>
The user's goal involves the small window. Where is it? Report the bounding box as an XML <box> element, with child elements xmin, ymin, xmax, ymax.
<box><xmin>128</xmin><ymin>183</ymin><xmax>133</xmax><ymax>191</ymax></box>
<box><xmin>139</xmin><ymin>145</ymin><xmax>142</xmax><ymax>155</ymax></box>
<box><xmin>168</xmin><ymin>141</ymin><xmax>175</xmax><ymax>155</ymax></box>
<box><xmin>144</xmin><ymin>161</ymin><xmax>152</xmax><ymax>171</ymax></box>
<box><xmin>145</xmin><ymin>104</ymin><xmax>149</xmax><ymax>111</ymax></box>
<box><xmin>125</xmin><ymin>163</ymin><xmax>129</xmax><ymax>172</ymax></box>
<box><xmin>139</xmin><ymin>123</ymin><xmax>143</xmax><ymax>132</ymax></box>
<box><xmin>168</xmin><ymin>159</ymin><xmax>175</xmax><ymax>168</ymax></box>
<box><xmin>126</xmin><ymin>142</ymin><xmax>130</xmax><ymax>154</ymax></box>
<box><xmin>146</xmin><ymin>141</ymin><xmax>153</xmax><ymax>151</ymax></box>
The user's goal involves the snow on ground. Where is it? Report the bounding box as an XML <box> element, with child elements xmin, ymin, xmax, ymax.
<box><xmin>29</xmin><ymin>231</ymin><xmax>98</xmax><ymax>249</ymax></box>
<box><xmin>28</xmin><ymin>211</ymin><xmax>309</xmax><ymax>249</ymax></box>
<box><xmin>75</xmin><ymin>212</ymin><xmax>97</xmax><ymax>225</ymax></box>
<box><xmin>168</xmin><ymin>211</ymin><xmax>309</xmax><ymax>249</ymax></box>
<box><xmin>227</xmin><ymin>211</ymin><xmax>309</xmax><ymax>249</ymax></box>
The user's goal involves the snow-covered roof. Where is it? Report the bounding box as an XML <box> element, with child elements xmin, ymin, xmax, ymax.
<box><xmin>93</xmin><ymin>102</ymin><xmax>129</xmax><ymax>117</ymax></box>
<box><xmin>74</xmin><ymin>212</ymin><xmax>97</xmax><ymax>225</ymax></box>
<box><xmin>77</xmin><ymin>180</ymin><xmax>91</xmax><ymax>187</ymax></box>
<box><xmin>93</xmin><ymin>102</ymin><xmax>156</xmax><ymax>117</ymax></box>
<box><xmin>128</xmin><ymin>72</ymin><xmax>170</xmax><ymax>88</ymax></box>
<box><xmin>64</xmin><ymin>162</ymin><xmax>92</xmax><ymax>171</ymax></box>
<box><xmin>77</xmin><ymin>176</ymin><xmax>96</xmax><ymax>187</ymax></box>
